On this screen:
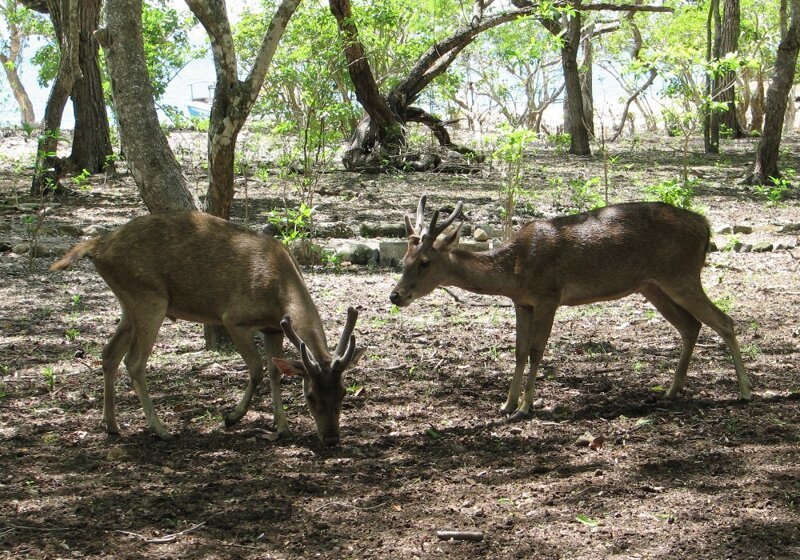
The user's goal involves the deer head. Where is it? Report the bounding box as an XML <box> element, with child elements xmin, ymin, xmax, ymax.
<box><xmin>272</xmin><ymin>307</ymin><xmax>365</xmax><ymax>446</ymax></box>
<box><xmin>390</xmin><ymin>196</ymin><xmax>463</xmax><ymax>307</ymax></box>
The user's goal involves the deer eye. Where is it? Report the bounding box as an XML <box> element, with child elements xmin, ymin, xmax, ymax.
<box><xmin>420</xmin><ymin>259</ymin><xmax>430</xmax><ymax>268</ymax></box>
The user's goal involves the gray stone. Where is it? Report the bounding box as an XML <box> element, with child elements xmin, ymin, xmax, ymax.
<box><xmin>56</xmin><ymin>224</ymin><xmax>84</xmax><ymax>237</ymax></box>
<box><xmin>328</xmin><ymin>239</ymin><xmax>380</xmax><ymax>265</ymax></box>
<box><xmin>715</xmin><ymin>225</ymin><xmax>733</xmax><ymax>235</ymax></box>
<box><xmin>315</xmin><ymin>222</ymin><xmax>355</xmax><ymax>239</ymax></box>
<box><xmin>473</xmin><ymin>228</ymin><xmax>489</xmax><ymax>242</ymax></box>
<box><xmin>360</xmin><ymin>222</ymin><xmax>406</xmax><ymax>238</ymax></box>
<box><xmin>12</xmin><ymin>243</ymin><xmax>51</xmax><ymax>257</ymax></box>
<box><xmin>752</xmin><ymin>242</ymin><xmax>774</xmax><ymax>253</ymax></box>
<box><xmin>779</xmin><ymin>222</ymin><xmax>800</xmax><ymax>233</ymax></box>
<box><xmin>0</xmin><ymin>241</ymin><xmax>11</xmax><ymax>252</ymax></box>
<box><xmin>733</xmin><ymin>225</ymin><xmax>753</xmax><ymax>234</ymax></box>
<box><xmin>83</xmin><ymin>225</ymin><xmax>110</xmax><ymax>236</ymax></box>
<box><xmin>379</xmin><ymin>240</ymin><xmax>408</xmax><ymax>268</ymax></box>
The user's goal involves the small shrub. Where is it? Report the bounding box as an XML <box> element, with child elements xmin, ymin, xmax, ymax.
<box><xmin>643</xmin><ymin>179</ymin><xmax>696</xmax><ymax>210</ymax></box>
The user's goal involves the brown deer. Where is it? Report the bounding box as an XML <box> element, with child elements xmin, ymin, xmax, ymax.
<box><xmin>390</xmin><ymin>196</ymin><xmax>751</xmax><ymax>419</ymax></box>
<box><xmin>50</xmin><ymin>211</ymin><xmax>365</xmax><ymax>445</ymax></box>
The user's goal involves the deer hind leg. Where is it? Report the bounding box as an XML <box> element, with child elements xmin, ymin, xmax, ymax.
<box><xmin>641</xmin><ymin>284</ymin><xmax>701</xmax><ymax>398</ymax></box>
<box><xmin>502</xmin><ymin>305</ymin><xmax>535</xmax><ymax>415</ymax></box>
<box><xmin>513</xmin><ymin>305</ymin><xmax>557</xmax><ymax>420</ymax></box>
<box><xmin>101</xmin><ymin>312</ymin><xmax>133</xmax><ymax>435</ymax></box>
<box><xmin>663</xmin><ymin>283</ymin><xmax>752</xmax><ymax>400</ymax></box>
<box><xmin>222</xmin><ymin>325</ymin><xmax>264</xmax><ymax>428</ymax></box>
<box><xmin>122</xmin><ymin>299</ymin><xmax>169</xmax><ymax>439</ymax></box>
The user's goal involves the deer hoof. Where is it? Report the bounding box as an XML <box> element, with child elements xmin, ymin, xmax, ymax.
<box><xmin>507</xmin><ymin>409</ymin><xmax>532</xmax><ymax>422</ymax></box>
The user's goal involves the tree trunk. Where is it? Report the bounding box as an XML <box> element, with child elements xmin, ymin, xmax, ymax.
<box><xmin>332</xmin><ymin>0</ymin><xmax>531</xmax><ymax>170</ymax></box>
<box><xmin>188</xmin><ymin>0</ymin><xmax>300</xmax><ymax>220</ymax></box>
<box><xmin>745</xmin><ymin>0</ymin><xmax>800</xmax><ymax>184</ymax></box>
<box><xmin>30</xmin><ymin>0</ymin><xmax>79</xmax><ymax>195</ymax></box>
<box><xmin>750</xmin><ymin>70</ymin><xmax>766</xmax><ymax>132</ymax></box>
<box><xmin>560</xmin><ymin>11</ymin><xmax>591</xmax><ymax>155</ymax></box>
<box><xmin>580</xmin><ymin>24</ymin><xmax>595</xmax><ymax>137</ymax></box>
<box><xmin>705</xmin><ymin>0</ymin><xmax>721</xmax><ymax>154</ymax></box>
<box><xmin>97</xmin><ymin>0</ymin><xmax>198</xmax><ymax>212</ymax></box>
<box><xmin>718</xmin><ymin>0</ymin><xmax>743</xmax><ymax>137</ymax></box>
<box><xmin>68</xmin><ymin>0</ymin><xmax>113</xmax><ymax>174</ymax></box>
<box><xmin>0</xmin><ymin>19</ymin><xmax>36</xmax><ymax>125</ymax></box>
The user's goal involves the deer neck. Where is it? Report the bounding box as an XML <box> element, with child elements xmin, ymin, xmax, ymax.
<box><xmin>285</xmin><ymin>289</ymin><xmax>331</xmax><ymax>362</ymax></box>
<box><xmin>445</xmin><ymin>243</ymin><xmax>523</xmax><ymax>298</ymax></box>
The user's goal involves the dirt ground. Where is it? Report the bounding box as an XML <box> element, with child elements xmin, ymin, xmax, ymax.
<box><xmin>1</xmin><ymin>130</ymin><xmax>799</xmax><ymax>559</ymax></box>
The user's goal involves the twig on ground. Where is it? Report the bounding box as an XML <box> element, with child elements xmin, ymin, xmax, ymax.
<box><xmin>313</xmin><ymin>501</ymin><xmax>386</xmax><ymax>513</ymax></box>
<box><xmin>436</xmin><ymin>530</ymin><xmax>485</xmax><ymax>541</ymax></box>
<box><xmin>113</xmin><ymin>522</ymin><xmax>205</xmax><ymax>544</ymax></box>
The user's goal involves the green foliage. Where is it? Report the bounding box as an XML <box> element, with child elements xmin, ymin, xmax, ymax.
<box><xmin>42</xmin><ymin>366</ymin><xmax>55</xmax><ymax>391</ymax></box>
<box><xmin>141</xmin><ymin>3</ymin><xmax>200</xmax><ymax>99</ymax></box>
<box><xmin>491</xmin><ymin>126</ymin><xmax>537</xmax><ymax>237</ymax></box>
<box><xmin>642</xmin><ymin>179</ymin><xmax>697</xmax><ymax>210</ymax></box>
<box><xmin>72</xmin><ymin>169</ymin><xmax>91</xmax><ymax>191</ymax></box>
<box><xmin>266</xmin><ymin>202</ymin><xmax>314</xmax><ymax>244</ymax></box>
<box><xmin>752</xmin><ymin>170</ymin><xmax>795</xmax><ymax>204</ymax></box>
<box><xmin>547</xmin><ymin>133</ymin><xmax>572</xmax><ymax>154</ymax></box>
<box><xmin>550</xmin><ymin>176</ymin><xmax>604</xmax><ymax>215</ymax></box>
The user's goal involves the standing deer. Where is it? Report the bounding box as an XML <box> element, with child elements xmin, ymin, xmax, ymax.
<box><xmin>50</xmin><ymin>211</ymin><xmax>365</xmax><ymax>445</ymax></box>
<box><xmin>390</xmin><ymin>196</ymin><xmax>751</xmax><ymax>419</ymax></box>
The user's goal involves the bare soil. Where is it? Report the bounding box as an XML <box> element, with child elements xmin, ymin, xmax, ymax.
<box><xmin>1</xmin><ymin>131</ymin><xmax>799</xmax><ymax>559</ymax></box>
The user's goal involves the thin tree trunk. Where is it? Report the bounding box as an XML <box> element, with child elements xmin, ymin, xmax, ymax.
<box><xmin>719</xmin><ymin>0</ymin><xmax>743</xmax><ymax>137</ymax></box>
<box><xmin>0</xmin><ymin>23</ymin><xmax>36</xmax><ymax>124</ymax></box>
<box><xmin>705</xmin><ymin>0</ymin><xmax>720</xmax><ymax>154</ymax></box>
<box><xmin>745</xmin><ymin>0</ymin><xmax>800</xmax><ymax>184</ymax></box>
<box><xmin>68</xmin><ymin>0</ymin><xmax>112</xmax><ymax>174</ymax></box>
<box><xmin>30</xmin><ymin>0</ymin><xmax>80</xmax><ymax>195</ymax></box>
<box><xmin>97</xmin><ymin>0</ymin><xmax>198</xmax><ymax>212</ymax></box>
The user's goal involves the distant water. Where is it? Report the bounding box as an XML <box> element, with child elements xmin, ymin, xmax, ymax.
<box><xmin>0</xmin><ymin>55</ymin><xmax>216</xmax><ymax>128</ymax></box>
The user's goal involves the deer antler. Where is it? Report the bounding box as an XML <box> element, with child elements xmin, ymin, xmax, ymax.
<box><xmin>280</xmin><ymin>315</ymin><xmax>323</xmax><ymax>375</ymax></box>
<box><xmin>406</xmin><ymin>196</ymin><xmax>464</xmax><ymax>241</ymax></box>
<box><xmin>421</xmin><ymin>199</ymin><xmax>463</xmax><ymax>241</ymax></box>
<box><xmin>332</xmin><ymin>307</ymin><xmax>359</xmax><ymax>371</ymax></box>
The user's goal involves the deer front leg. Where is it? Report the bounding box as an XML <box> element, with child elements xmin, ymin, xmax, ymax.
<box><xmin>501</xmin><ymin>305</ymin><xmax>535</xmax><ymax>415</ymax></box>
<box><xmin>262</xmin><ymin>332</ymin><xmax>290</xmax><ymax>437</ymax></box>
<box><xmin>511</xmin><ymin>304</ymin><xmax>556</xmax><ymax>421</ymax></box>
<box><xmin>223</xmin><ymin>326</ymin><xmax>264</xmax><ymax>427</ymax></box>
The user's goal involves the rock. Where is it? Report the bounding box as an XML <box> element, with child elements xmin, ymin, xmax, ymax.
<box><xmin>12</xmin><ymin>243</ymin><xmax>52</xmax><ymax>257</ymax></box>
<box><xmin>56</xmin><ymin>224</ymin><xmax>84</xmax><ymax>237</ymax></box>
<box><xmin>0</xmin><ymin>241</ymin><xmax>11</xmax><ymax>252</ymax></box>
<box><xmin>752</xmin><ymin>242</ymin><xmax>774</xmax><ymax>253</ymax></box>
<box><xmin>779</xmin><ymin>222</ymin><xmax>800</xmax><ymax>233</ymax></box>
<box><xmin>12</xmin><ymin>243</ymin><xmax>30</xmax><ymax>255</ymax></box>
<box><xmin>359</xmin><ymin>222</ymin><xmax>407</xmax><ymax>238</ymax></box>
<box><xmin>0</xmin><ymin>221</ymin><xmax>10</xmax><ymax>233</ymax></box>
<box><xmin>315</xmin><ymin>222</ymin><xmax>355</xmax><ymax>239</ymax></box>
<box><xmin>473</xmin><ymin>228</ymin><xmax>489</xmax><ymax>242</ymax></box>
<box><xmin>733</xmin><ymin>224</ymin><xmax>753</xmax><ymax>234</ymax></box>
<box><xmin>733</xmin><ymin>242</ymin><xmax>752</xmax><ymax>253</ymax></box>
<box><xmin>379</xmin><ymin>240</ymin><xmax>408</xmax><ymax>268</ymax></box>
<box><xmin>328</xmin><ymin>239</ymin><xmax>380</xmax><ymax>266</ymax></box>
<box><xmin>715</xmin><ymin>225</ymin><xmax>733</xmax><ymax>235</ymax></box>
<box><xmin>83</xmin><ymin>225</ymin><xmax>110</xmax><ymax>236</ymax></box>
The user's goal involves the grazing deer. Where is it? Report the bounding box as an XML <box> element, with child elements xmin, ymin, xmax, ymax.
<box><xmin>390</xmin><ymin>196</ymin><xmax>751</xmax><ymax>419</ymax></box>
<box><xmin>50</xmin><ymin>211</ymin><xmax>365</xmax><ymax>445</ymax></box>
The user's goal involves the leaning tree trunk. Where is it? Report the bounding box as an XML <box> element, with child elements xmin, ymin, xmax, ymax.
<box><xmin>580</xmin><ymin>24</ymin><xmax>595</xmax><ymax>138</ymax></box>
<box><xmin>332</xmin><ymin>0</ymin><xmax>530</xmax><ymax>170</ymax></box>
<box><xmin>745</xmin><ymin>0</ymin><xmax>800</xmax><ymax>184</ymax></box>
<box><xmin>68</xmin><ymin>0</ymin><xmax>112</xmax><ymax>175</ymax></box>
<box><xmin>97</xmin><ymin>0</ymin><xmax>198</xmax><ymax>212</ymax></box>
<box><xmin>31</xmin><ymin>0</ymin><xmax>79</xmax><ymax>196</ymax></box>
<box><xmin>0</xmin><ymin>26</ymin><xmax>36</xmax><ymax>125</ymax></box>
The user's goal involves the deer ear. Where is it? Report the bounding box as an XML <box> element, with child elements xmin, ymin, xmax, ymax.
<box><xmin>272</xmin><ymin>357</ymin><xmax>306</xmax><ymax>378</ymax></box>
<box><xmin>441</xmin><ymin>222</ymin><xmax>462</xmax><ymax>249</ymax></box>
<box><xmin>349</xmin><ymin>348</ymin><xmax>367</xmax><ymax>368</ymax></box>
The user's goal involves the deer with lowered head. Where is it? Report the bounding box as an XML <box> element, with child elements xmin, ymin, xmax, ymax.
<box><xmin>50</xmin><ymin>211</ymin><xmax>365</xmax><ymax>445</ymax></box>
<box><xmin>390</xmin><ymin>196</ymin><xmax>751</xmax><ymax>420</ymax></box>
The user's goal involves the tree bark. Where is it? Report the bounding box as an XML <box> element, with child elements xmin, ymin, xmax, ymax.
<box><xmin>745</xmin><ymin>0</ymin><xmax>800</xmax><ymax>184</ymax></box>
<box><xmin>186</xmin><ymin>0</ymin><xmax>301</xmax><ymax>220</ymax></box>
<box><xmin>97</xmin><ymin>0</ymin><xmax>198</xmax><ymax>212</ymax></box>
<box><xmin>30</xmin><ymin>0</ymin><xmax>80</xmax><ymax>195</ymax></box>
<box><xmin>704</xmin><ymin>0</ymin><xmax>720</xmax><ymax>154</ymax></box>
<box><xmin>68</xmin><ymin>0</ymin><xmax>113</xmax><ymax>174</ymax></box>
<box><xmin>718</xmin><ymin>0</ymin><xmax>743</xmax><ymax>137</ymax></box>
<box><xmin>0</xmin><ymin>12</ymin><xmax>36</xmax><ymax>125</ymax></box>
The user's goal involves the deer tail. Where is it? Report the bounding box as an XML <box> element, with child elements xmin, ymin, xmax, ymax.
<box><xmin>49</xmin><ymin>238</ymin><xmax>100</xmax><ymax>271</ymax></box>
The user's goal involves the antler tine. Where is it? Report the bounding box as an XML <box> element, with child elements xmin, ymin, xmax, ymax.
<box><xmin>334</xmin><ymin>307</ymin><xmax>359</xmax><ymax>358</ymax></box>
<box><xmin>434</xmin><ymin>200</ymin><xmax>463</xmax><ymax>236</ymax></box>
<box><xmin>414</xmin><ymin>195</ymin><xmax>427</xmax><ymax>235</ymax></box>
<box><xmin>331</xmin><ymin>335</ymin><xmax>356</xmax><ymax>371</ymax></box>
<box><xmin>299</xmin><ymin>342</ymin><xmax>322</xmax><ymax>375</ymax></box>
<box><xmin>280</xmin><ymin>315</ymin><xmax>304</xmax><ymax>350</ymax></box>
